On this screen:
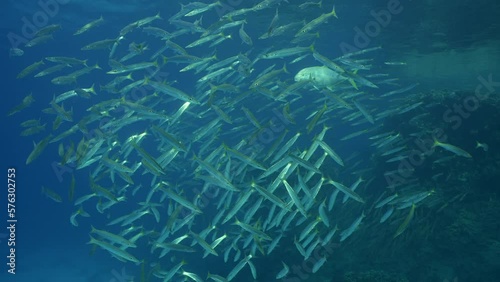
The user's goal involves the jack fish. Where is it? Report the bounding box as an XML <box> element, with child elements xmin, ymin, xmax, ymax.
<box><xmin>294</xmin><ymin>66</ymin><xmax>346</xmax><ymax>88</ymax></box>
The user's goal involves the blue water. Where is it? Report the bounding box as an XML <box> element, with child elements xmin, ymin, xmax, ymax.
<box><xmin>2</xmin><ymin>0</ymin><xmax>500</xmax><ymax>281</ymax></box>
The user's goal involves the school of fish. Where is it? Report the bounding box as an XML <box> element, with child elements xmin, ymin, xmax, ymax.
<box><xmin>10</xmin><ymin>0</ymin><xmax>465</xmax><ymax>281</ymax></box>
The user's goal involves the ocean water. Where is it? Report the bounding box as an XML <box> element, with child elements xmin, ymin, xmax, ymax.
<box><xmin>1</xmin><ymin>0</ymin><xmax>500</xmax><ymax>282</ymax></box>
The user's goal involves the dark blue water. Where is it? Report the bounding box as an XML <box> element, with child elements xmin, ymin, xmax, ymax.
<box><xmin>2</xmin><ymin>1</ymin><xmax>500</xmax><ymax>282</ymax></box>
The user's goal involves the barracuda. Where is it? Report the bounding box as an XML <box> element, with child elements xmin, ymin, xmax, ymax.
<box><xmin>433</xmin><ymin>140</ymin><xmax>472</xmax><ymax>158</ymax></box>
<box><xmin>262</xmin><ymin>44</ymin><xmax>313</xmax><ymax>60</ymax></box>
<box><xmin>87</xmin><ymin>236</ymin><xmax>140</xmax><ymax>264</ymax></box>
<box><xmin>328</xmin><ymin>180</ymin><xmax>365</xmax><ymax>204</ymax></box>
<box><xmin>90</xmin><ymin>225</ymin><xmax>136</xmax><ymax>248</ymax></box>
<box><xmin>340</xmin><ymin>212</ymin><xmax>365</xmax><ymax>242</ymax></box>
<box><xmin>282</xmin><ymin>179</ymin><xmax>307</xmax><ymax>217</ymax></box>
<box><xmin>295</xmin><ymin>5</ymin><xmax>337</xmax><ymax>37</ymax></box>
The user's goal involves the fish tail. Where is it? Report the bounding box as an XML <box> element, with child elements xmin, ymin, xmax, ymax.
<box><xmin>331</xmin><ymin>5</ymin><xmax>338</xmax><ymax>18</ymax></box>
